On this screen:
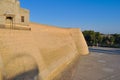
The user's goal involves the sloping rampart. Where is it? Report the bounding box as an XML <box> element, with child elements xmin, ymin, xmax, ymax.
<box><xmin>0</xmin><ymin>23</ymin><xmax>89</xmax><ymax>80</ymax></box>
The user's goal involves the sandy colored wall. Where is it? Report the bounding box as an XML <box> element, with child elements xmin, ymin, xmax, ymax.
<box><xmin>0</xmin><ymin>0</ymin><xmax>14</xmax><ymax>25</ymax></box>
<box><xmin>0</xmin><ymin>56</ymin><xmax>3</xmax><ymax>80</ymax></box>
<box><xmin>0</xmin><ymin>23</ymin><xmax>89</xmax><ymax>80</ymax></box>
<box><xmin>19</xmin><ymin>8</ymin><xmax>29</xmax><ymax>26</ymax></box>
<box><xmin>0</xmin><ymin>0</ymin><xmax>29</xmax><ymax>26</ymax></box>
<box><xmin>69</xmin><ymin>28</ymin><xmax>89</xmax><ymax>55</ymax></box>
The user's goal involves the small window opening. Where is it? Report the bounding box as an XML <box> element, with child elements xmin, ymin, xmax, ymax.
<box><xmin>21</xmin><ymin>16</ymin><xmax>24</xmax><ymax>22</ymax></box>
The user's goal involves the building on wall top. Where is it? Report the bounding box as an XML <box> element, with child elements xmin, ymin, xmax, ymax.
<box><xmin>0</xmin><ymin>0</ymin><xmax>30</xmax><ymax>30</ymax></box>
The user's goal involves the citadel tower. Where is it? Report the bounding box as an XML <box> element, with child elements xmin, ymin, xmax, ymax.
<box><xmin>0</xmin><ymin>0</ymin><xmax>29</xmax><ymax>29</ymax></box>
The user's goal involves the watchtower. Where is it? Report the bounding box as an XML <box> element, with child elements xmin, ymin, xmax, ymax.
<box><xmin>0</xmin><ymin>0</ymin><xmax>30</xmax><ymax>29</ymax></box>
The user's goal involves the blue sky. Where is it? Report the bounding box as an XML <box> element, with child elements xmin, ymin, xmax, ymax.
<box><xmin>20</xmin><ymin>0</ymin><xmax>120</xmax><ymax>34</ymax></box>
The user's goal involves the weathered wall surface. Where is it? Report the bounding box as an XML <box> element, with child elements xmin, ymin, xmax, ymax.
<box><xmin>0</xmin><ymin>56</ymin><xmax>3</xmax><ymax>80</ymax></box>
<box><xmin>0</xmin><ymin>0</ymin><xmax>29</xmax><ymax>26</ymax></box>
<box><xmin>69</xmin><ymin>29</ymin><xmax>89</xmax><ymax>55</ymax></box>
<box><xmin>0</xmin><ymin>29</ymin><xmax>41</xmax><ymax>80</ymax></box>
<box><xmin>20</xmin><ymin>8</ymin><xmax>29</xmax><ymax>26</ymax></box>
<box><xmin>0</xmin><ymin>23</ymin><xmax>89</xmax><ymax>80</ymax></box>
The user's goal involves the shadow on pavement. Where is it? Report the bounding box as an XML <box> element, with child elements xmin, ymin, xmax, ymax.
<box><xmin>89</xmin><ymin>48</ymin><xmax>120</xmax><ymax>55</ymax></box>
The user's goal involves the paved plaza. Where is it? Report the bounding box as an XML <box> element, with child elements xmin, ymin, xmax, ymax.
<box><xmin>55</xmin><ymin>47</ymin><xmax>120</xmax><ymax>80</ymax></box>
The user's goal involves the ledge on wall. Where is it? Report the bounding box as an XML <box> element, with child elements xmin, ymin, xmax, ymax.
<box><xmin>0</xmin><ymin>24</ymin><xmax>31</xmax><ymax>31</ymax></box>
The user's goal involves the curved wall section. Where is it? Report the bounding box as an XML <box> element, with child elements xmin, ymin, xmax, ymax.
<box><xmin>0</xmin><ymin>23</ymin><xmax>89</xmax><ymax>80</ymax></box>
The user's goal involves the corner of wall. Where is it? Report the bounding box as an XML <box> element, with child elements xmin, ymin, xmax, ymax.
<box><xmin>69</xmin><ymin>28</ymin><xmax>89</xmax><ymax>55</ymax></box>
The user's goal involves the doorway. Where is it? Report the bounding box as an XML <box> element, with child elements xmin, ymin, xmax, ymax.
<box><xmin>6</xmin><ymin>17</ymin><xmax>13</xmax><ymax>28</ymax></box>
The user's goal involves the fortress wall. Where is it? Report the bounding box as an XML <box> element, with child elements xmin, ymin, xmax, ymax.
<box><xmin>0</xmin><ymin>29</ymin><xmax>44</xmax><ymax>79</ymax></box>
<box><xmin>0</xmin><ymin>56</ymin><xmax>3</xmax><ymax>80</ymax></box>
<box><xmin>0</xmin><ymin>0</ymin><xmax>29</xmax><ymax>26</ymax></box>
<box><xmin>30</xmin><ymin>23</ymin><xmax>79</xmax><ymax>80</ymax></box>
<box><xmin>0</xmin><ymin>23</ymin><xmax>89</xmax><ymax>80</ymax></box>
<box><xmin>19</xmin><ymin>8</ymin><xmax>29</xmax><ymax>25</ymax></box>
<box><xmin>0</xmin><ymin>0</ymin><xmax>14</xmax><ymax>25</ymax></box>
<box><xmin>30</xmin><ymin>23</ymin><xmax>89</xmax><ymax>79</ymax></box>
<box><xmin>0</xmin><ymin>0</ymin><xmax>15</xmax><ymax>14</ymax></box>
<box><xmin>0</xmin><ymin>72</ymin><xmax>1</xmax><ymax>80</ymax></box>
<box><xmin>69</xmin><ymin>28</ymin><xmax>89</xmax><ymax>55</ymax></box>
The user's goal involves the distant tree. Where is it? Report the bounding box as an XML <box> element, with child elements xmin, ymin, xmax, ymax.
<box><xmin>101</xmin><ymin>35</ymin><xmax>114</xmax><ymax>46</ymax></box>
<box><xmin>83</xmin><ymin>30</ymin><xmax>120</xmax><ymax>48</ymax></box>
<box><xmin>102</xmin><ymin>37</ymin><xmax>108</xmax><ymax>45</ymax></box>
<box><xmin>83</xmin><ymin>30</ymin><xmax>95</xmax><ymax>46</ymax></box>
<box><xmin>109</xmin><ymin>36</ymin><xmax>115</xmax><ymax>45</ymax></box>
<box><xmin>95</xmin><ymin>32</ymin><xmax>102</xmax><ymax>46</ymax></box>
<box><xmin>113</xmin><ymin>34</ymin><xmax>120</xmax><ymax>44</ymax></box>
